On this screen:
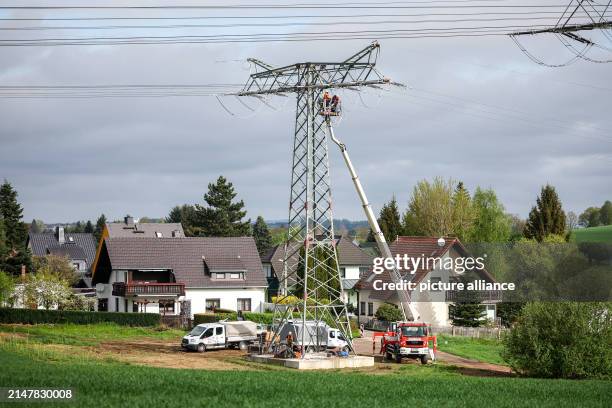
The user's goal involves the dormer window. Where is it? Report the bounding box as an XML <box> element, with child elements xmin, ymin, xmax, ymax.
<box><xmin>212</xmin><ymin>272</ymin><xmax>244</xmax><ymax>280</ymax></box>
<box><xmin>155</xmin><ymin>232</ymin><xmax>163</xmax><ymax>238</ymax></box>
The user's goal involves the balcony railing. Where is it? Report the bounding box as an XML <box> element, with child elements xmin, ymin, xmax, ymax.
<box><xmin>445</xmin><ymin>290</ymin><xmax>503</xmax><ymax>303</ymax></box>
<box><xmin>112</xmin><ymin>282</ymin><xmax>185</xmax><ymax>297</ymax></box>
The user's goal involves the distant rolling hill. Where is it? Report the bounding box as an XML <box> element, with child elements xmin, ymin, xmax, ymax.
<box><xmin>571</xmin><ymin>225</ymin><xmax>612</xmax><ymax>243</ymax></box>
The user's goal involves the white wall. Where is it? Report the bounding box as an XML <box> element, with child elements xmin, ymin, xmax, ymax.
<box><xmin>343</xmin><ymin>266</ymin><xmax>361</xmax><ymax>280</ymax></box>
<box><xmin>185</xmin><ymin>287</ymin><xmax>266</xmax><ymax>317</ymax></box>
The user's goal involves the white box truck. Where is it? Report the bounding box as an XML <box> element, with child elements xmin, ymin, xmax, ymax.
<box><xmin>181</xmin><ymin>321</ymin><xmax>258</xmax><ymax>352</ymax></box>
<box><xmin>276</xmin><ymin>320</ymin><xmax>350</xmax><ymax>351</ymax></box>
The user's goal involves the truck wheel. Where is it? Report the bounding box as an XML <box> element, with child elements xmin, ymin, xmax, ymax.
<box><xmin>239</xmin><ymin>341</ymin><xmax>249</xmax><ymax>351</ymax></box>
<box><xmin>197</xmin><ymin>343</ymin><xmax>206</xmax><ymax>353</ymax></box>
<box><xmin>395</xmin><ymin>354</ymin><xmax>402</xmax><ymax>364</ymax></box>
<box><xmin>384</xmin><ymin>351</ymin><xmax>392</xmax><ymax>361</ymax></box>
<box><xmin>420</xmin><ymin>355</ymin><xmax>430</xmax><ymax>365</ymax></box>
<box><xmin>342</xmin><ymin>346</ymin><xmax>350</xmax><ymax>353</ymax></box>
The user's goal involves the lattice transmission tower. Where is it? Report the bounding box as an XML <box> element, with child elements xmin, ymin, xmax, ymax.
<box><xmin>238</xmin><ymin>42</ymin><xmax>395</xmax><ymax>354</ymax></box>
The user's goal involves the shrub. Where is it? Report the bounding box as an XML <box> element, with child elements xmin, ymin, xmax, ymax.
<box><xmin>0</xmin><ymin>271</ymin><xmax>14</xmax><ymax>306</ymax></box>
<box><xmin>375</xmin><ymin>303</ymin><xmax>403</xmax><ymax>322</ymax></box>
<box><xmin>0</xmin><ymin>308</ymin><xmax>160</xmax><ymax>326</ymax></box>
<box><xmin>193</xmin><ymin>311</ymin><xmax>302</xmax><ymax>326</ymax></box>
<box><xmin>502</xmin><ymin>302</ymin><xmax>612</xmax><ymax>379</ymax></box>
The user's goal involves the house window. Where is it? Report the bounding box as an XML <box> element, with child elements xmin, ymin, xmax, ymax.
<box><xmin>124</xmin><ymin>299</ymin><xmax>128</xmax><ymax>313</ymax></box>
<box><xmin>360</xmin><ymin>301</ymin><xmax>366</xmax><ymax>316</ymax></box>
<box><xmin>98</xmin><ymin>298</ymin><xmax>108</xmax><ymax>312</ymax></box>
<box><xmin>133</xmin><ymin>302</ymin><xmax>139</xmax><ymax>313</ymax></box>
<box><xmin>206</xmin><ymin>299</ymin><xmax>221</xmax><ymax>312</ymax></box>
<box><xmin>237</xmin><ymin>298</ymin><xmax>251</xmax><ymax>312</ymax></box>
<box><xmin>368</xmin><ymin>302</ymin><xmax>374</xmax><ymax>316</ymax></box>
<box><xmin>73</xmin><ymin>263</ymin><xmax>80</xmax><ymax>270</ymax></box>
<box><xmin>430</xmin><ymin>277</ymin><xmax>442</xmax><ymax>291</ymax></box>
<box><xmin>213</xmin><ymin>273</ymin><xmax>225</xmax><ymax>280</ymax></box>
<box><xmin>263</xmin><ymin>264</ymin><xmax>273</xmax><ymax>278</ymax></box>
<box><xmin>339</xmin><ymin>267</ymin><xmax>346</xmax><ymax>278</ymax></box>
<box><xmin>230</xmin><ymin>273</ymin><xmax>241</xmax><ymax>279</ymax></box>
<box><xmin>115</xmin><ymin>297</ymin><xmax>119</xmax><ymax>312</ymax></box>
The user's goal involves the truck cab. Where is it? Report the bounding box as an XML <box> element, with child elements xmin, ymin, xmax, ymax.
<box><xmin>181</xmin><ymin>321</ymin><xmax>257</xmax><ymax>352</ymax></box>
<box><xmin>376</xmin><ymin>322</ymin><xmax>437</xmax><ymax>364</ymax></box>
<box><xmin>182</xmin><ymin>323</ymin><xmax>226</xmax><ymax>352</ymax></box>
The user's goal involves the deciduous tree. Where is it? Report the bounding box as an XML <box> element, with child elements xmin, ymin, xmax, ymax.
<box><xmin>468</xmin><ymin>187</ymin><xmax>511</xmax><ymax>243</ymax></box>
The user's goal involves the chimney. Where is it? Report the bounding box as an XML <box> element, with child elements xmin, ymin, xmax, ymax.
<box><xmin>172</xmin><ymin>230</ymin><xmax>181</xmax><ymax>238</ymax></box>
<box><xmin>56</xmin><ymin>226</ymin><xmax>65</xmax><ymax>244</ymax></box>
<box><xmin>124</xmin><ymin>216</ymin><xmax>134</xmax><ymax>226</ymax></box>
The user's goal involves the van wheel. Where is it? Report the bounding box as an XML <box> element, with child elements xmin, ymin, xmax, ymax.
<box><xmin>420</xmin><ymin>355</ymin><xmax>430</xmax><ymax>365</ymax></box>
<box><xmin>197</xmin><ymin>343</ymin><xmax>206</xmax><ymax>353</ymax></box>
<box><xmin>239</xmin><ymin>341</ymin><xmax>249</xmax><ymax>351</ymax></box>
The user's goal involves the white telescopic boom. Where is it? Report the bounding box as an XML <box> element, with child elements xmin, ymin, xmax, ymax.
<box><xmin>326</xmin><ymin>119</ymin><xmax>416</xmax><ymax>321</ymax></box>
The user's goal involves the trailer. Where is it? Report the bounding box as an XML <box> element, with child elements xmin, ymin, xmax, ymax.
<box><xmin>181</xmin><ymin>321</ymin><xmax>258</xmax><ymax>352</ymax></box>
<box><xmin>276</xmin><ymin>320</ymin><xmax>349</xmax><ymax>352</ymax></box>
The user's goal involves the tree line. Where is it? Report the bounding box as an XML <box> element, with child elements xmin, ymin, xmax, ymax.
<box><xmin>369</xmin><ymin>178</ymin><xmax>572</xmax><ymax>244</ymax></box>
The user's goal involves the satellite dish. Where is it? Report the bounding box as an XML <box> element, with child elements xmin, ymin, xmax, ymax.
<box><xmin>437</xmin><ymin>237</ymin><xmax>446</xmax><ymax>247</ymax></box>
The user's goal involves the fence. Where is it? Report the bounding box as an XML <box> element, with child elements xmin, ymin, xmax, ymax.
<box><xmin>160</xmin><ymin>315</ymin><xmax>191</xmax><ymax>329</ymax></box>
<box><xmin>432</xmin><ymin>325</ymin><xmax>507</xmax><ymax>339</ymax></box>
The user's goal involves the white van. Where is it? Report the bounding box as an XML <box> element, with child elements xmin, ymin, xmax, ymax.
<box><xmin>181</xmin><ymin>321</ymin><xmax>258</xmax><ymax>352</ymax></box>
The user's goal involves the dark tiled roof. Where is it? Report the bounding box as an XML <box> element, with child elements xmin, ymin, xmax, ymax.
<box><xmin>336</xmin><ymin>235</ymin><xmax>373</xmax><ymax>265</ymax></box>
<box><xmin>106</xmin><ymin>222</ymin><xmax>184</xmax><ymax>238</ymax></box>
<box><xmin>93</xmin><ymin>237</ymin><xmax>267</xmax><ymax>288</ymax></box>
<box><xmin>28</xmin><ymin>233</ymin><xmax>96</xmax><ymax>267</ymax></box>
<box><xmin>261</xmin><ymin>235</ymin><xmax>373</xmax><ymax>278</ymax></box>
<box><xmin>47</xmin><ymin>244</ymin><xmax>87</xmax><ymax>261</ymax></box>
<box><xmin>205</xmin><ymin>256</ymin><xmax>246</xmax><ymax>272</ymax></box>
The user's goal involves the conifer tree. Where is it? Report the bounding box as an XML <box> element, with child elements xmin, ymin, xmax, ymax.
<box><xmin>252</xmin><ymin>216</ymin><xmax>273</xmax><ymax>256</ymax></box>
<box><xmin>193</xmin><ymin>176</ymin><xmax>251</xmax><ymax>237</ymax></box>
<box><xmin>523</xmin><ymin>185</ymin><xmax>566</xmax><ymax>242</ymax></box>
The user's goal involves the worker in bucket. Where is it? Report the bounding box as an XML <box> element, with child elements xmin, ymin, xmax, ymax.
<box><xmin>330</xmin><ymin>94</ymin><xmax>340</xmax><ymax>114</ymax></box>
<box><xmin>322</xmin><ymin>91</ymin><xmax>331</xmax><ymax>112</ymax></box>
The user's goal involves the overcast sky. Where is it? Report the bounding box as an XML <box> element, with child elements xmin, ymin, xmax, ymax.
<box><xmin>0</xmin><ymin>1</ymin><xmax>611</xmax><ymax>224</ymax></box>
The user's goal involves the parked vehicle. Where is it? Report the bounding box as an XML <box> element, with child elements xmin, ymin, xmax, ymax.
<box><xmin>374</xmin><ymin>322</ymin><xmax>437</xmax><ymax>364</ymax></box>
<box><xmin>276</xmin><ymin>320</ymin><xmax>350</xmax><ymax>352</ymax></box>
<box><xmin>181</xmin><ymin>321</ymin><xmax>258</xmax><ymax>352</ymax></box>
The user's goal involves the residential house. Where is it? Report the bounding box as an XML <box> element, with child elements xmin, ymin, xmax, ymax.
<box><xmin>355</xmin><ymin>236</ymin><xmax>500</xmax><ymax>327</ymax></box>
<box><xmin>27</xmin><ymin>226</ymin><xmax>97</xmax><ymax>286</ymax></box>
<box><xmin>91</xmin><ymin>237</ymin><xmax>267</xmax><ymax>317</ymax></box>
<box><xmin>261</xmin><ymin>235</ymin><xmax>372</xmax><ymax>311</ymax></box>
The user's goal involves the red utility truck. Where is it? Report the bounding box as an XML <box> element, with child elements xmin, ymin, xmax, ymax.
<box><xmin>374</xmin><ymin>322</ymin><xmax>437</xmax><ymax>364</ymax></box>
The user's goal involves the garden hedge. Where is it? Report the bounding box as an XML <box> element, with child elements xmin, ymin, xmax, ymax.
<box><xmin>193</xmin><ymin>311</ymin><xmax>303</xmax><ymax>326</ymax></box>
<box><xmin>0</xmin><ymin>308</ymin><xmax>160</xmax><ymax>326</ymax></box>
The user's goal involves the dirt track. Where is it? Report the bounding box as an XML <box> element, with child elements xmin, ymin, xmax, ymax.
<box><xmin>351</xmin><ymin>337</ymin><xmax>513</xmax><ymax>376</ymax></box>
<box><xmin>4</xmin><ymin>331</ymin><xmax>512</xmax><ymax>376</ymax></box>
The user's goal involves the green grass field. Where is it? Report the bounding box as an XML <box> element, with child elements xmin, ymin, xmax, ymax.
<box><xmin>571</xmin><ymin>225</ymin><xmax>612</xmax><ymax>243</ymax></box>
<box><xmin>437</xmin><ymin>335</ymin><xmax>506</xmax><ymax>365</ymax></box>
<box><xmin>0</xmin><ymin>324</ymin><xmax>610</xmax><ymax>407</ymax></box>
<box><xmin>1</xmin><ymin>342</ymin><xmax>610</xmax><ymax>408</ymax></box>
<box><xmin>0</xmin><ymin>323</ymin><xmax>185</xmax><ymax>346</ymax></box>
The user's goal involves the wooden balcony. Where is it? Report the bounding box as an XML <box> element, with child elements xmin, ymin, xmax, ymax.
<box><xmin>112</xmin><ymin>282</ymin><xmax>185</xmax><ymax>297</ymax></box>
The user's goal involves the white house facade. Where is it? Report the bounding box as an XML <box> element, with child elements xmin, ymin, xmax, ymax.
<box><xmin>356</xmin><ymin>236</ymin><xmax>501</xmax><ymax>327</ymax></box>
<box><xmin>92</xmin><ymin>236</ymin><xmax>268</xmax><ymax>317</ymax></box>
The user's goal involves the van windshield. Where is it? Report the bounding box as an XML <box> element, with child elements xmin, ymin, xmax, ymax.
<box><xmin>400</xmin><ymin>326</ymin><xmax>427</xmax><ymax>337</ymax></box>
<box><xmin>189</xmin><ymin>326</ymin><xmax>206</xmax><ymax>336</ymax></box>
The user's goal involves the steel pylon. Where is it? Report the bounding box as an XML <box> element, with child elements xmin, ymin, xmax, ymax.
<box><xmin>238</xmin><ymin>42</ymin><xmax>393</xmax><ymax>356</ymax></box>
